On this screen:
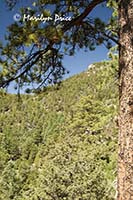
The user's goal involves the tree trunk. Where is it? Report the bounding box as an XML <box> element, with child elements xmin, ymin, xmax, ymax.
<box><xmin>118</xmin><ymin>0</ymin><xmax>133</xmax><ymax>199</ymax></box>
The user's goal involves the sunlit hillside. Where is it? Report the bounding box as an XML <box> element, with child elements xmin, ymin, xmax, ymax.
<box><xmin>0</xmin><ymin>59</ymin><xmax>118</xmax><ymax>200</ymax></box>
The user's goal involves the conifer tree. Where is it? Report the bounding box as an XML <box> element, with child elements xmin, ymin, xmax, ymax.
<box><xmin>117</xmin><ymin>0</ymin><xmax>133</xmax><ymax>199</ymax></box>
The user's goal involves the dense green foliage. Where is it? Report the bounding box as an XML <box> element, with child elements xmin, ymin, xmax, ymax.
<box><xmin>0</xmin><ymin>59</ymin><xmax>118</xmax><ymax>199</ymax></box>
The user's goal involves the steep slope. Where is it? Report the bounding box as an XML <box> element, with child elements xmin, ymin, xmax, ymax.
<box><xmin>0</xmin><ymin>60</ymin><xmax>118</xmax><ymax>200</ymax></box>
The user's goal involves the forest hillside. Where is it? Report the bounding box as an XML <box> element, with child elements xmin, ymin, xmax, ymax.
<box><xmin>0</xmin><ymin>60</ymin><xmax>118</xmax><ymax>200</ymax></box>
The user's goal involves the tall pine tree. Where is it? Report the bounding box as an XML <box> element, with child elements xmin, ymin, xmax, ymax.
<box><xmin>118</xmin><ymin>0</ymin><xmax>133</xmax><ymax>199</ymax></box>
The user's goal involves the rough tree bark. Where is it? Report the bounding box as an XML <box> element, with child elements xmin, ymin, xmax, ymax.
<box><xmin>118</xmin><ymin>0</ymin><xmax>133</xmax><ymax>199</ymax></box>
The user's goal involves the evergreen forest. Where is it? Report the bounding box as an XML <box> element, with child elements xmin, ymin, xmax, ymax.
<box><xmin>0</xmin><ymin>58</ymin><xmax>119</xmax><ymax>200</ymax></box>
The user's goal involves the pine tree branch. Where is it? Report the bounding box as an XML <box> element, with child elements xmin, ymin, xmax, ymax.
<box><xmin>87</xmin><ymin>23</ymin><xmax>119</xmax><ymax>45</ymax></box>
<box><xmin>63</xmin><ymin>0</ymin><xmax>106</xmax><ymax>32</ymax></box>
<box><xmin>0</xmin><ymin>0</ymin><xmax>108</xmax><ymax>88</ymax></box>
<box><xmin>102</xmin><ymin>32</ymin><xmax>119</xmax><ymax>44</ymax></box>
<box><xmin>0</xmin><ymin>45</ymin><xmax>52</xmax><ymax>87</ymax></box>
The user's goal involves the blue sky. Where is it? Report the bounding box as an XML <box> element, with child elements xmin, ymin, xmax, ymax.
<box><xmin>0</xmin><ymin>0</ymin><xmax>112</xmax><ymax>93</ymax></box>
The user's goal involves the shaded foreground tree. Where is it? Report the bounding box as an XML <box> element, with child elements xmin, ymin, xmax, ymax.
<box><xmin>117</xmin><ymin>0</ymin><xmax>133</xmax><ymax>199</ymax></box>
<box><xmin>0</xmin><ymin>0</ymin><xmax>132</xmax><ymax>199</ymax></box>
